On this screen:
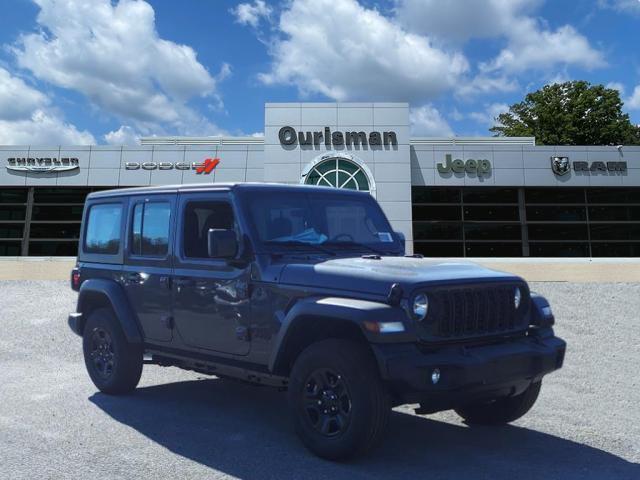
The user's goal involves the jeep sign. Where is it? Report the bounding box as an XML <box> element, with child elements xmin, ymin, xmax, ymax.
<box><xmin>437</xmin><ymin>154</ymin><xmax>491</xmax><ymax>176</ymax></box>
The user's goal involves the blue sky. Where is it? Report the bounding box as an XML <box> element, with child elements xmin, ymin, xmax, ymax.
<box><xmin>0</xmin><ymin>0</ymin><xmax>639</xmax><ymax>144</ymax></box>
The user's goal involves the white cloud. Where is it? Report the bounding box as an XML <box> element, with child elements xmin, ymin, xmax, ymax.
<box><xmin>456</xmin><ymin>74</ymin><xmax>519</xmax><ymax>97</ymax></box>
<box><xmin>607</xmin><ymin>82</ymin><xmax>626</xmax><ymax>96</ymax></box>
<box><xmin>598</xmin><ymin>0</ymin><xmax>640</xmax><ymax>14</ymax></box>
<box><xmin>0</xmin><ymin>110</ymin><xmax>95</xmax><ymax>144</ymax></box>
<box><xmin>0</xmin><ymin>66</ymin><xmax>95</xmax><ymax>144</ymax></box>
<box><xmin>231</xmin><ymin>0</ymin><xmax>272</xmax><ymax>27</ymax></box>
<box><xmin>626</xmin><ymin>85</ymin><xmax>640</xmax><ymax>110</ymax></box>
<box><xmin>13</xmin><ymin>0</ymin><xmax>225</xmax><ymax>135</ymax></box>
<box><xmin>410</xmin><ymin>105</ymin><xmax>454</xmax><ymax>136</ymax></box>
<box><xmin>104</xmin><ymin>125</ymin><xmax>139</xmax><ymax>145</ymax></box>
<box><xmin>483</xmin><ymin>21</ymin><xmax>605</xmax><ymax>73</ymax></box>
<box><xmin>258</xmin><ymin>0</ymin><xmax>468</xmax><ymax>102</ymax></box>
<box><xmin>468</xmin><ymin>102</ymin><xmax>509</xmax><ymax>126</ymax></box>
<box><xmin>0</xmin><ymin>68</ymin><xmax>49</xmax><ymax>120</ymax></box>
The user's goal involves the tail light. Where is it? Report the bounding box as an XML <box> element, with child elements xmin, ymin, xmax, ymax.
<box><xmin>71</xmin><ymin>268</ymin><xmax>81</xmax><ymax>291</ymax></box>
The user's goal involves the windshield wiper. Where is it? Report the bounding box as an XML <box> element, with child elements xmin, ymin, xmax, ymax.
<box><xmin>323</xmin><ymin>241</ymin><xmax>390</xmax><ymax>256</ymax></box>
<box><xmin>264</xmin><ymin>240</ymin><xmax>336</xmax><ymax>256</ymax></box>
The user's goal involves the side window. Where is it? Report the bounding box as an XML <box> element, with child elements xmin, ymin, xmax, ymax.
<box><xmin>131</xmin><ymin>202</ymin><xmax>171</xmax><ymax>257</ymax></box>
<box><xmin>183</xmin><ymin>201</ymin><xmax>234</xmax><ymax>259</ymax></box>
<box><xmin>85</xmin><ymin>203</ymin><xmax>122</xmax><ymax>255</ymax></box>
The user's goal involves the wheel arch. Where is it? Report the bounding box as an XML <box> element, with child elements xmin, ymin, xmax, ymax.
<box><xmin>76</xmin><ymin>278</ymin><xmax>143</xmax><ymax>343</ymax></box>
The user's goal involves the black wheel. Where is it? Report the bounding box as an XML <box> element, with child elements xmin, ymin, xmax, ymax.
<box><xmin>288</xmin><ymin>339</ymin><xmax>390</xmax><ymax>460</ymax></box>
<box><xmin>82</xmin><ymin>308</ymin><xmax>143</xmax><ymax>394</ymax></box>
<box><xmin>455</xmin><ymin>381</ymin><xmax>542</xmax><ymax>425</ymax></box>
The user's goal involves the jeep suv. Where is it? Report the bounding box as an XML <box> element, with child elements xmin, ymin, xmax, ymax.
<box><xmin>68</xmin><ymin>183</ymin><xmax>565</xmax><ymax>460</ymax></box>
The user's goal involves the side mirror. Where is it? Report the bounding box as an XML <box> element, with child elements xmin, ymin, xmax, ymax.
<box><xmin>207</xmin><ymin>229</ymin><xmax>238</xmax><ymax>259</ymax></box>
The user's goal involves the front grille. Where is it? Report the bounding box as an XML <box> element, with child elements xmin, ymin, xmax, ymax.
<box><xmin>423</xmin><ymin>284</ymin><xmax>527</xmax><ymax>340</ymax></box>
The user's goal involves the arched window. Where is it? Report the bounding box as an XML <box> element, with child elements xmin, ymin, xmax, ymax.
<box><xmin>303</xmin><ymin>157</ymin><xmax>370</xmax><ymax>192</ymax></box>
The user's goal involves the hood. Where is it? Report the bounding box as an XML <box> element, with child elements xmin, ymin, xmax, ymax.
<box><xmin>279</xmin><ymin>256</ymin><xmax>521</xmax><ymax>296</ymax></box>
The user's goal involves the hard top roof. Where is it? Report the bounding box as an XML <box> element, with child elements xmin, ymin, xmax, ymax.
<box><xmin>86</xmin><ymin>182</ymin><xmax>369</xmax><ymax>199</ymax></box>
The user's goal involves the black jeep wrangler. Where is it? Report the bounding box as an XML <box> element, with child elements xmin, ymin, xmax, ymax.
<box><xmin>68</xmin><ymin>183</ymin><xmax>565</xmax><ymax>460</ymax></box>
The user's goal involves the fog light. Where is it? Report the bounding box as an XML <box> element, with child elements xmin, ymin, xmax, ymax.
<box><xmin>431</xmin><ymin>368</ymin><xmax>441</xmax><ymax>385</ymax></box>
<box><xmin>514</xmin><ymin>287</ymin><xmax>522</xmax><ymax>309</ymax></box>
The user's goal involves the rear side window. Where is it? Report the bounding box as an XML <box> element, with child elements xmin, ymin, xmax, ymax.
<box><xmin>84</xmin><ymin>203</ymin><xmax>122</xmax><ymax>254</ymax></box>
<box><xmin>131</xmin><ymin>202</ymin><xmax>171</xmax><ymax>257</ymax></box>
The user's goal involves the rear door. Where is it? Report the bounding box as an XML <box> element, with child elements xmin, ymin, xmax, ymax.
<box><xmin>171</xmin><ymin>191</ymin><xmax>251</xmax><ymax>355</ymax></box>
<box><xmin>122</xmin><ymin>194</ymin><xmax>175</xmax><ymax>342</ymax></box>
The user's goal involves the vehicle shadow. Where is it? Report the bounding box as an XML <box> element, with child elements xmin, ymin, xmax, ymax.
<box><xmin>90</xmin><ymin>378</ymin><xmax>638</xmax><ymax>480</ymax></box>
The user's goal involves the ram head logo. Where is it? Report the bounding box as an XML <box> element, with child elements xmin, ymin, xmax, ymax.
<box><xmin>551</xmin><ymin>156</ymin><xmax>570</xmax><ymax>176</ymax></box>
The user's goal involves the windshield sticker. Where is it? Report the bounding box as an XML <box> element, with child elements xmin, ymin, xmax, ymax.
<box><xmin>378</xmin><ymin>232</ymin><xmax>393</xmax><ymax>243</ymax></box>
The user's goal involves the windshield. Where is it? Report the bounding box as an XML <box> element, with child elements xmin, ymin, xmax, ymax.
<box><xmin>242</xmin><ymin>190</ymin><xmax>402</xmax><ymax>254</ymax></box>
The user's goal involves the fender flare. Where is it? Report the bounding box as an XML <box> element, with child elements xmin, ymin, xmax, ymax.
<box><xmin>268</xmin><ymin>296</ymin><xmax>410</xmax><ymax>373</ymax></box>
<box><xmin>76</xmin><ymin>278</ymin><xmax>143</xmax><ymax>343</ymax></box>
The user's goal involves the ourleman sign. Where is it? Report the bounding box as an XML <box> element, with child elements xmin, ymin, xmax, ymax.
<box><xmin>437</xmin><ymin>154</ymin><xmax>492</xmax><ymax>176</ymax></box>
<box><xmin>279</xmin><ymin>126</ymin><xmax>398</xmax><ymax>147</ymax></box>
<box><xmin>6</xmin><ymin>157</ymin><xmax>79</xmax><ymax>173</ymax></box>
<box><xmin>551</xmin><ymin>156</ymin><xmax>627</xmax><ymax>176</ymax></box>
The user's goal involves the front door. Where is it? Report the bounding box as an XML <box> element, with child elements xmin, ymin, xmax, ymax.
<box><xmin>171</xmin><ymin>192</ymin><xmax>251</xmax><ymax>355</ymax></box>
<box><xmin>122</xmin><ymin>194</ymin><xmax>175</xmax><ymax>342</ymax></box>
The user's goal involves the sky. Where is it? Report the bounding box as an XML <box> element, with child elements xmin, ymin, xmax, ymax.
<box><xmin>0</xmin><ymin>0</ymin><xmax>639</xmax><ymax>145</ymax></box>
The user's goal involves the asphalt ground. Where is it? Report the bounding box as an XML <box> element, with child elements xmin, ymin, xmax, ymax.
<box><xmin>0</xmin><ymin>280</ymin><xmax>638</xmax><ymax>479</ymax></box>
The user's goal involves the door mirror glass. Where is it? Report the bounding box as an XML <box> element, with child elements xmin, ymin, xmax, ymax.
<box><xmin>207</xmin><ymin>229</ymin><xmax>238</xmax><ymax>258</ymax></box>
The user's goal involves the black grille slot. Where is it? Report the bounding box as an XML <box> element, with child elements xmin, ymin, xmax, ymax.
<box><xmin>429</xmin><ymin>284</ymin><xmax>525</xmax><ymax>340</ymax></box>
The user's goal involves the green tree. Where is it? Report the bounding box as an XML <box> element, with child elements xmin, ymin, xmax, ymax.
<box><xmin>490</xmin><ymin>81</ymin><xmax>640</xmax><ymax>145</ymax></box>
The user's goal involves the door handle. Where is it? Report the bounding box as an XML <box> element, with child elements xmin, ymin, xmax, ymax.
<box><xmin>174</xmin><ymin>277</ymin><xmax>195</xmax><ymax>287</ymax></box>
<box><xmin>125</xmin><ymin>272</ymin><xmax>145</xmax><ymax>284</ymax></box>
<box><xmin>159</xmin><ymin>276</ymin><xmax>172</xmax><ymax>289</ymax></box>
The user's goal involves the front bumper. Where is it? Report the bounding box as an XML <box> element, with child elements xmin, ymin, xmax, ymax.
<box><xmin>372</xmin><ymin>328</ymin><xmax>566</xmax><ymax>408</ymax></box>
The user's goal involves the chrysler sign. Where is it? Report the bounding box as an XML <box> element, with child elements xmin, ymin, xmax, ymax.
<box><xmin>6</xmin><ymin>157</ymin><xmax>79</xmax><ymax>173</ymax></box>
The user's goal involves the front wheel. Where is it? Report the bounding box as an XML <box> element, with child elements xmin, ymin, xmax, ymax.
<box><xmin>288</xmin><ymin>339</ymin><xmax>390</xmax><ymax>461</ymax></box>
<box><xmin>82</xmin><ymin>308</ymin><xmax>143</xmax><ymax>394</ymax></box>
<box><xmin>455</xmin><ymin>381</ymin><xmax>542</xmax><ymax>425</ymax></box>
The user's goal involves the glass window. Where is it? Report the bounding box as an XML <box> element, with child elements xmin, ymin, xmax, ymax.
<box><xmin>412</xmin><ymin>187</ymin><xmax>460</xmax><ymax>204</ymax></box>
<box><xmin>529</xmin><ymin>243</ymin><xmax>589</xmax><ymax>257</ymax></box>
<box><xmin>413</xmin><ymin>205</ymin><xmax>461</xmax><ymax>221</ymax></box>
<box><xmin>591</xmin><ymin>243</ymin><xmax>640</xmax><ymax>257</ymax></box>
<box><xmin>0</xmin><ymin>189</ymin><xmax>27</xmax><ymax>204</ymax></box>
<box><xmin>84</xmin><ymin>204</ymin><xmax>122</xmax><ymax>255</ymax></box>
<box><xmin>464</xmin><ymin>223</ymin><xmax>522</xmax><ymax>240</ymax></box>
<box><xmin>527</xmin><ymin>223</ymin><xmax>588</xmax><ymax>241</ymax></box>
<box><xmin>465</xmin><ymin>243</ymin><xmax>523</xmax><ymax>257</ymax></box>
<box><xmin>0</xmin><ymin>206</ymin><xmax>26</xmax><ymax>221</ymax></box>
<box><xmin>413</xmin><ymin>222</ymin><xmax>462</xmax><ymax>240</ymax></box>
<box><xmin>525</xmin><ymin>188</ymin><xmax>585</xmax><ymax>204</ymax></box>
<box><xmin>463</xmin><ymin>188</ymin><xmax>518</xmax><ymax>203</ymax></box>
<box><xmin>32</xmin><ymin>205</ymin><xmax>83</xmax><ymax>221</ymax></box>
<box><xmin>414</xmin><ymin>242</ymin><xmax>464</xmax><ymax>257</ymax></box>
<box><xmin>464</xmin><ymin>206</ymin><xmax>519</xmax><ymax>221</ymax></box>
<box><xmin>29</xmin><ymin>223</ymin><xmax>80</xmax><ymax>239</ymax></box>
<box><xmin>590</xmin><ymin>224</ymin><xmax>640</xmax><ymax>241</ymax></box>
<box><xmin>588</xmin><ymin>206</ymin><xmax>640</xmax><ymax>222</ymax></box>
<box><xmin>183</xmin><ymin>201</ymin><xmax>235</xmax><ymax>259</ymax></box>
<box><xmin>526</xmin><ymin>205</ymin><xmax>587</xmax><ymax>221</ymax></box>
<box><xmin>0</xmin><ymin>224</ymin><xmax>24</xmax><ymax>239</ymax></box>
<box><xmin>33</xmin><ymin>188</ymin><xmax>91</xmax><ymax>203</ymax></box>
<box><xmin>586</xmin><ymin>188</ymin><xmax>640</xmax><ymax>204</ymax></box>
<box><xmin>131</xmin><ymin>202</ymin><xmax>171</xmax><ymax>257</ymax></box>
<box><xmin>29</xmin><ymin>241</ymin><xmax>78</xmax><ymax>256</ymax></box>
<box><xmin>0</xmin><ymin>241</ymin><xmax>21</xmax><ymax>256</ymax></box>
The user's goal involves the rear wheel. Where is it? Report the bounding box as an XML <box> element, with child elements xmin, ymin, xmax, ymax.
<box><xmin>82</xmin><ymin>308</ymin><xmax>143</xmax><ymax>394</ymax></box>
<box><xmin>288</xmin><ymin>339</ymin><xmax>390</xmax><ymax>460</ymax></box>
<box><xmin>455</xmin><ymin>381</ymin><xmax>542</xmax><ymax>425</ymax></box>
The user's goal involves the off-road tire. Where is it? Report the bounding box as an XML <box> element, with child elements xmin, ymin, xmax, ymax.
<box><xmin>455</xmin><ymin>381</ymin><xmax>542</xmax><ymax>425</ymax></box>
<box><xmin>288</xmin><ymin>339</ymin><xmax>390</xmax><ymax>461</ymax></box>
<box><xmin>82</xmin><ymin>308</ymin><xmax>143</xmax><ymax>394</ymax></box>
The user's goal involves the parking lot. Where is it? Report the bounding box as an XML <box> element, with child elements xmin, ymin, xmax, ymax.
<box><xmin>1</xmin><ymin>279</ymin><xmax>638</xmax><ymax>479</ymax></box>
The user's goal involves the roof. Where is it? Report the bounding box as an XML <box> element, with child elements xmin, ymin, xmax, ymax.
<box><xmin>86</xmin><ymin>182</ymin><xmax>369</xmax><ymax>199</ymax></box>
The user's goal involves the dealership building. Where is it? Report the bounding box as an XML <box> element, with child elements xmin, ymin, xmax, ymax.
<box><xmin>1</xmin><ymin>102</ymin><xmax>639</xmax><ymax>257</ymax></box>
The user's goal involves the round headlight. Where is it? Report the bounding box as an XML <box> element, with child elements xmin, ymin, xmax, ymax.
<box><xmin>412</xmin><ymin>293</ymin><xmax>428</xmax><ymax>321</ymax></box>
<box><xmin>514</xmin><ymin>287</ymin><xmax>522</xmax><ymax>309</ymax></box>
